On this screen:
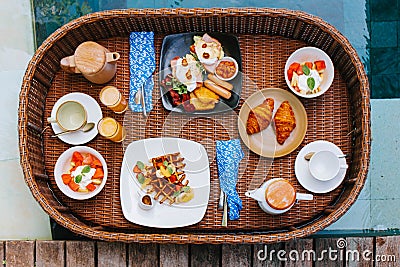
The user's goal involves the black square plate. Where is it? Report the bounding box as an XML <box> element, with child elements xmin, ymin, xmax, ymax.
<box><xmin>159</xmin><ymin>32</ymin><xmax>242</xmax><ymax>114</ymax></box>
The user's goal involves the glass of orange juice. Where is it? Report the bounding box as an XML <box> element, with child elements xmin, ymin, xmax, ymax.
<box><xmin>97</xmin><ymin>117</ymin><xmax>126</xmax><ymax>142</ymax></box>
<box><xmin>99</xmin><ymin>86</ymin><xmax>128</xmax><ymax>113</ymax></box>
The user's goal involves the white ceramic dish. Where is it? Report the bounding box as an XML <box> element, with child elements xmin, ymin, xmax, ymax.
<box><xmin>215</xmin><ymin>56</ymin><xmax>239</xmax><ymax>81</ymax></box>
<box><xmin>54</xmin><ymin>146</ymin><xmax>108</xmax><ymax>200</ymax></box>
<box><xmin>295</xmin><ymin>140</ymin><xmax>347</xmax><ymax>193</ymax></box>
<box><xmin>50</xmin><ymin>92</ymin><xmax>102</xmax><ymax>145</ymax></box>
<box><xmin>120</xmin><ymin>138</ymin><xmax>210</xmax><ymax>228</ymax></box>
<box><xmin>284</xmin><ymin>47</ymin><xmax>334</xmax><ymax>98</ymax></box>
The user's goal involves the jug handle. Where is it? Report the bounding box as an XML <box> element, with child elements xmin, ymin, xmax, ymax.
<box><xmin>60</xmin><ymin>56</ymin><xmax>81</xmax><ymax>74</ymax></box>
<box><xmin>106</xmin><ymin>52</ymin><xmax>120</xmax><ymax>63</ymax></box>
<box><xmin>296</xmin><ymin>193</ymin><xmax>313</xmax><ymax>201</ymax></box>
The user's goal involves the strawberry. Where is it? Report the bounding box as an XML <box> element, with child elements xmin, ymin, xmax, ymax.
<box><xmin>287</xmin><ymin>69</ymin><xmax>294</xmax><ymax>81</ymax></box>
<box><xmin>68</xmin><ymin>180</ymin><xmax>80</xmax><ymax>192</ymax></box>
<box><xmin>305</xmin><ymin>62</ymin><xmax>313</xmax><ymax>69</ymax></box>
<box><xmin>82</xmin><ymin>153</ymin><xmax>94</xmax><ymax>165</ymax></box>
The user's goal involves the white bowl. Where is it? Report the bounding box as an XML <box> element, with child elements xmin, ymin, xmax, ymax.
<box><xmin>284</xmin><ymin>47</ymin><xmax>334</xmax><ymax>98</ymax></box>
<box><xmin>54</xmin><ymin>146</ymin><xmax>108</xmax><ymax>200</ymax></box>
<box><xmin>214</xmin><ymin>56</ymin><xmax>239</xmax><ymax>81</ymax></box>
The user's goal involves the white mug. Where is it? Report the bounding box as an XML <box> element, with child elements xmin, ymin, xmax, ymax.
<box><xmin>309</xmin><ymin>150</ymin><xmax>348</xmax><ymax>181</ymax></box>
<box><xmin>245</xmin><ymin>178</ymin><xmax>313</xmax><ymax>215</ymax></box>
<box><xmin>47</xmin><ymin>100</ymin><xmax>87</xmax><ymax>132</ymax></box>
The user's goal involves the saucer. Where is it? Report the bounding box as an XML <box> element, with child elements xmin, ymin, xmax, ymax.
<box><xmin>295</xmin><ymin>140</ymin><xmax>347</xmax><ymax>193</ymax></box>
<box><xmin>50</xmin><ymin>93</ymin><xmax>102</xmax><ymax>145</ymax></box>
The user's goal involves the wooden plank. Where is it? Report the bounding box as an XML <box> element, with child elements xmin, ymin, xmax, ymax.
<box><xmin>5</xmin><ymin>241</ymin><xmax>35</xmax><ymax>267</ymax></box>
<box><xmin>375</xmin><ymin>236</ymin><xmax>399</xmax><ymax>267</ymax></box>
<box><xmin>66</xmin><ymin>241</ymin><xmax>95</xmax><ymax>267</ymax></box>
<box><xmin>191</xmin><ymin>244</ymin><xmax>221</xmax><ymax>267</ymax></box>
<box><xmin>128</xmin><ymin>243</ymin><xmax>159</xmax><ymax>267</ymax></box>
<box><xmin>0</xmin><ymin>241</ymin><xmax>4</xmax><ymax>266</ymax></box>
<box><xmin>97</xmin><ymin>242</ymin><xmax>127</xmax><ymax>267</ymax></box>
<box><xmin>314</xmin><ymin>238</ymin><xmax>344</xmax><ymax>266</ymax></box>
<box><xmin>222</xmin><ymin>244</ymin><xmax>251</xmax><ymax>267</ymax></box>
<box><xmin>253</xmin><ymin>242</ymin><xmax>283</xmax><ymax>267</ymax></box>
<box><xmin>159</xmin><ymin>244</ymin><xmax>189</xmax><ymax>267</ymax></box>
<box><xmin>36</xmin><ymin>241</ymin><xmax>65</xmax><ymax>267</ymax></box>
<box><xmin>284</xmin><ymin>238</ymin><xmax>313</xmax><ymax>267</ymax></box>
<box><xmin>346</xmin><ymin>237</ymin><xmax>374</xmax><ymax>267</ymax></box>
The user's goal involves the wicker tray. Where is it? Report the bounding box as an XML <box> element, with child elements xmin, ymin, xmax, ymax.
<box><xmin>19</xmin><ymin>8</ymin><xmax>370</xmax><ymax>243</ymax></box>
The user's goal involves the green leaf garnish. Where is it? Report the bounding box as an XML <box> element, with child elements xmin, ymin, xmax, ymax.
<box><xmin>136</xmin><ymin>161</ymin><xmax>145</xmax><ymax>171</ymax></box>
<box><xmin>167</xmin><ymin>166</ymin><xmax>174</xmax><ymax>175</ymax></box>
<box><xmin>163</xmin><ymin>160</ymin><xmax>169</xmax><ymax>167</ymax></box>
<box><xmin>307</xmin><ymin>77</ymin><xmax>315</xmax><ymax>90</ymax></box>
<box><xmin>182</xmin><ymin>186</ymin><xmax>190</xmax><ymax>192</ymax></box>
<box><xmin>81</xmin><ymin>165</ymin><xmax>91</xmax><ymax>174</ymax></box>
<box><xmin>173</xmin><ymin>191</ymin><xmax>181</xmax><ymax>197</ymax></box>
<box><xmin>302</xmin><ymin>64</ymin><xmax>310</xmax><ymax>76</ymax></box>
<box><xmin>75</xmin><ymin>175</ymin><xmax>82</xmax><ymax>183</ymax></box>
<box><xmin>137</xmin><ymin>173</ymin><xmax>145</xmax><ymax>184</ymax></box>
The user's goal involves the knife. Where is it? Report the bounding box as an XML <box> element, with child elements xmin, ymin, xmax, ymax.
<box><xmin>140</xmin><ymin>83</ymin><xmax>147</xmax><ymax>117</ymax></box>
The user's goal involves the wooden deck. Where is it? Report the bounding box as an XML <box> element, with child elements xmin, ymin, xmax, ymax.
<box><xmin>1</xmin><ymin>236</ymin><xmax>399</xmax><ymax>266</ymax></box>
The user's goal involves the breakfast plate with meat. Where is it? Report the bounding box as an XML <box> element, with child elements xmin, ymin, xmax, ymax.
<box><xmin>120</xmin><ymin>138</ymin><xmax>210</xmax><ymax>228</ymax></box>
<box><xmin>159</xmin><ymin>32</ymin><xmax>242</xmax><ymax>114</ymax></box>
<box><xmin>238</xmin><ymin>88</ymin><xmax>307</xmax><ymax>158</ymax></box>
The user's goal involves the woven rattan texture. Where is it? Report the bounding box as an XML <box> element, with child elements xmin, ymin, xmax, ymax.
<box><xmin>43</xmin><ymin>35</ymin><xmax>351</xmax><ymax>231</ymax></box>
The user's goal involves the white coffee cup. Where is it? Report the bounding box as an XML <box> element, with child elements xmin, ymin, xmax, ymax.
<box><xmin>47</xmin><ymin>100</ymin><xmax>87</xmax><ymax>132</ymax></box>
<box><xmin>309</xmin><ymin>150</ymin><xmax>348</xmax><ymax>181</ymax></box>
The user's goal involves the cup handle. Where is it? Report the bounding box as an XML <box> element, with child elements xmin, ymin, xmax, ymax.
<box><xmin>296</xmin><ymin>193</ymin><xmax>313</xmax><ymax>201</ymax></box>
<box><xmin>106</xmin><ymin>52</ymin><xmax>120</xmax><ymax>63</ymax></box>
<box><xmin>47</xmin><ymin>117</ymin><xmax>57</xmax><ymax>124</ymax></box>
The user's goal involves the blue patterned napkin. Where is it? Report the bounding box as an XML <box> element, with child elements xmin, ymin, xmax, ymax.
<box><xmin>129</xmin><ymin>32</ymin><xmax>155</xmax><ymax>112</ymax></box>
<box><xmin>216</xmin><ymin>139</ymin><xmax>244</xmax><ymax>220</ymax></box>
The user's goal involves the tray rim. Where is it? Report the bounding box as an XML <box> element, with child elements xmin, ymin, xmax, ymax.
<box><xmin>18</xmin><ymin>8</ymin><xmax>370</xmax><ymax>244</ymax></box>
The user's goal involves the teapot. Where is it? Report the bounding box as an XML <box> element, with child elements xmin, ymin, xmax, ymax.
<box><xmin>245</xmin><ymin>178</ymin><xmax>313</xmax><ymax>215</ymax></box>
<box><xmin>60</xmin><ymin>41</ymin><xmax>120</xmax><ymax>84</ymax></box>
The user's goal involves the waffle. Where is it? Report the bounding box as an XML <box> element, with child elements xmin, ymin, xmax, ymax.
<box><xmin>139</xmin><ymin>152</ymin><xmax>190</xmax><ymax>205</ymax></box>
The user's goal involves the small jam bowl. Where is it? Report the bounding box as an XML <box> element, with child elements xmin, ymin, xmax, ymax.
<box><xmin>215</xmin><ymin>56</ymin><xmax>239</xmax><ymax>81</ymax></box>
<box><xmin>284</xmin><ymin>46</ymin><xmax>334</xmax><ymax>98</ymax></box>
<box><xmin>138</xmin><ymin>194</ymin><xmax>154</xmax><ymax>210</ymax></box>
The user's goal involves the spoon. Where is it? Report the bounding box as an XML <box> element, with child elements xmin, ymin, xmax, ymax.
<box><xmin>52</xmin><ymin>122</ymin><xmax>95</xmax><ymax>137</ymax></box>
<box><xmin>304</xmin><ymin>152</ymin><xmax>347</xmax><ymax>161</ymax></box>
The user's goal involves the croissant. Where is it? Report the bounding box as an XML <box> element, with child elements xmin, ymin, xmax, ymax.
<box><xmin>274</xmin><ymin>100</ymin><xmax>296</xmax><ymax>145</ymax></box>
<box><xmin>246</xmin><ymin>98</ymin><xmax>275</xmax><ymax>135</ymax></box>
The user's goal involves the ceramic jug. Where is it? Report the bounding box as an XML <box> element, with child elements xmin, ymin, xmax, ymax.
<box><xmin>60</xmin><ymin>41</ymin><xmax>120</xmax><ymax>84</ymax></box>
<box><xmin>245</xmin><ymin>178</ymin><xmax>313</xmax><ymax>215</ymax></box>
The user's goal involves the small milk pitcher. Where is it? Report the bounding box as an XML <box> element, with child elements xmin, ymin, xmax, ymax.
<box><xmin>245</xmin><ymin>178</ymin><xmax>313</xmax><ymax>215</ymax></box>
<box><xmin>60</xmin><ymin>41</ymin><xmax>120</xmax><ymax>84</ymax></box>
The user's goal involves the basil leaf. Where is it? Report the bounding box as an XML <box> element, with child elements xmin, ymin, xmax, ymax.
<box><xmin>307</xmin><ymin>77</ymin><xmax>315</xmax><ymax>90</ymax></box>
<box><xmin>81</xmin><ymin>165</ymin><xmax>91</xmax><ymax>174</ymax></box>
<box><xmin>75</xmin><ymin>175</ymin><xmax>82</xmax><ymax>183</ymax></box>
<box><xmin>163</xmin><ymin>160</ymin><xmax>169</xmax><ymax>167</ymax></box>
<box><xmin>137</xmin><ymin>173</ymin><xmax>145</xmax><ymax>184</ymax></box>
<box><xmin>136</xmin><ymin>161</ymin><xmax>145</xmax><ymax>171</ymax></box>
<box><xmin>302</xmin><ymin>64</ymin><xmax>310</xmax><ymax>76</ymax></box>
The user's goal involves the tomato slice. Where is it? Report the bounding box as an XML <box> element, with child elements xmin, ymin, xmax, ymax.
<box><xmin>86</xmin><ymin>183</ymin><xmax>96</xmax><ymax>192</ymax></box>
<box><xmin>68</xmin><ymin>180</ymin><xmax>80</xmax><ymax>191</ymax></box>
<box><xmin>314</xmin><ymin>60</ymin><xmax>326</xmax><ymax>71</ymax></box>
<box><xmin>82</xmin><ymin>153</ymin><xmax>94</xmax><ymax>165</ymax></box>
<box><xmin>93</xmin><ymin>168</ymin><xmax>104</xmax><ymax>179</ymax></box>
<box><xmin>62</xmin><ymin>174</ymin><xmax>72</xmax><ymax>185</ymax></box>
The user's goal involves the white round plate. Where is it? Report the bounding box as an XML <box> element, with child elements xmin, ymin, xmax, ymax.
<box><xmin>295</xmin><ymin>140</ymin><xmax>347</xmax><ymax>193</ymax></box>
<box><xmin>54</xmin><ymin>146</ymin><xmax>108</xmax><ymax>200</ymax></box>
<box><xmin>284</xmin><ymin>47</ymin><xmax>334</xmax><ymax>98</ymax></box>
<box><xmin>50</xmin><ymin>92</ymin><xmax>102</xmax><ymax>145</ymax></box>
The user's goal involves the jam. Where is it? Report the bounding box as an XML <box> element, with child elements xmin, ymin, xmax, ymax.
<box><xmin>142</xmin><ymin>195</ymin><xmax>152</xmax><ymax>205</ymax></box>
